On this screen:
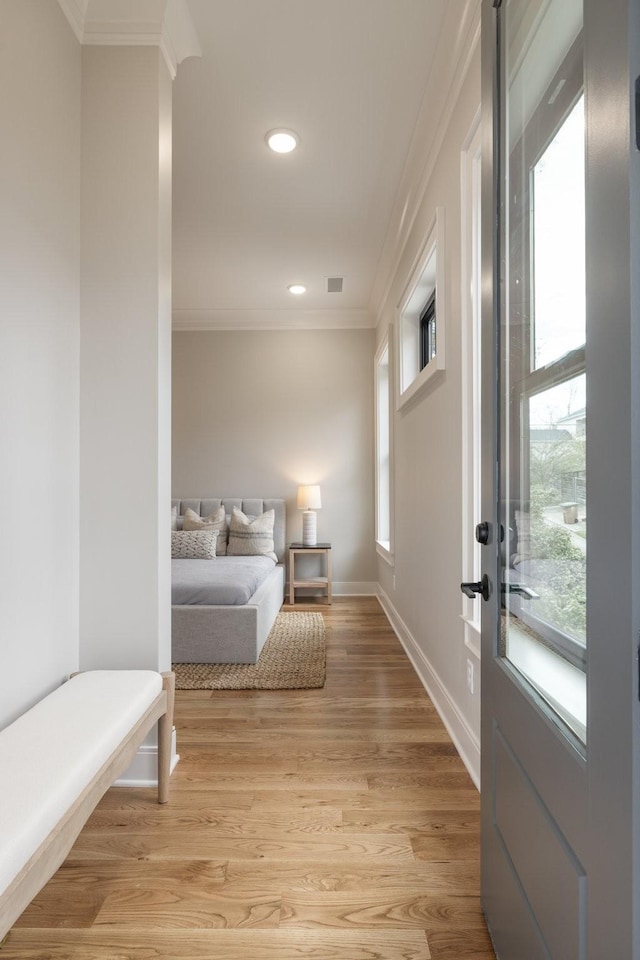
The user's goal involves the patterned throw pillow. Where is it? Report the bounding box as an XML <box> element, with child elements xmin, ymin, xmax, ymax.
<box><xmin>171</xmin><ymin>530</ymin><xmax>218</xmax><ymax>559</ymax></box>
<box><xmin>227</xmin><ymin>507</ymin><xmax>277</xmax><ymax>561</ymax></box>
<box><xmin>182</xmin><ymin>505</ymin><xmax>229</xmax><ymax>555</ymax></box>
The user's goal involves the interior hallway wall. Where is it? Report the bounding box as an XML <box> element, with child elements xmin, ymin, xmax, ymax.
<box><xmin>0</xmin><ymin>0</ymin><xmax>81</xmax><ymax>727</ymax></box>
<box><xmin>79</xmin><ymin>45</ymin><xmax>173</xmax><ymax>672</ymax></box>
<box><xmin>376</xmin><ymin>42</ymin><xmax>482</xmax><ymax>783</ymax></box>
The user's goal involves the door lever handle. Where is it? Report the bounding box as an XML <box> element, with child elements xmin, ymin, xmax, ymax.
<box><xmin>501</xmin><ymin>582</ymin><xmax>540</xmax><ymax>600</ymax></box>
<box><xmin>460</xmin><ymin>574</ymin><xmax>491</xmax><ymax>601</ymax></box>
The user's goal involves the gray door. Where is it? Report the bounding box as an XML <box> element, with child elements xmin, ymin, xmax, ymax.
<box><xmin>475</xmin><ymin>0</ymin><xmax>640</xmax><ymax>956</ymax></box>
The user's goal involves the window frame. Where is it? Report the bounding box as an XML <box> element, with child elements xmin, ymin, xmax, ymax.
<box><xmin>396</xmin><ymin>207</ymin><xmax>446</xmax><ymax>411</ymax></box>
<box><xmin>461</xmin><ymin>118</ymin><xmax>482</xmax><ymax>659</ymax></box>
<box><xmin>505</xmin><ymin>32</ymin><xmax>586</xmax><ymax>669</ymax></box>
<box><xmin>419</xmin><ymin>291</ymin><xmax>436</xmax><ymax>371</ymax></box>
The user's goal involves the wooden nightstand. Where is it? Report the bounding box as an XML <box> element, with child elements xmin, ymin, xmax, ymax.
<box><xmin>288</xmin><ymin>542</ymin><xmax>332</xmax><ymax>605</ymax></box>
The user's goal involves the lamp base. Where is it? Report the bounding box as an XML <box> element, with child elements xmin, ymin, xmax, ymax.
<box><xmin>302</xmin><ymin>510</ymin><xmax>317</xmax><ymax>546</ymax></box>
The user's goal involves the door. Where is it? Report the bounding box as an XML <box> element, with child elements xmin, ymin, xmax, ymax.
<box><xmin>475</xmin><ymin>0</ymin><xmax>640</xmax><ymax>957</ymax></box>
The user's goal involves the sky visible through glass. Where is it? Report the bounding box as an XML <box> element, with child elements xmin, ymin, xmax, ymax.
<box><xmin>530</xmin><ymin>97</ymin><xmax>586</xmax><ymax>428</ymax></box>
<box><xmin>531</xmin><ymin>96</ymin><xmax>586</xmax><ymax>430</ymax></box>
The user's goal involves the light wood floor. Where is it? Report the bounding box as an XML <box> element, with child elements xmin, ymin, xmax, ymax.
<box><xmin>7</xmin><ymin>597</ymin><xmax>495</xmax><ymax>959</ymax></box>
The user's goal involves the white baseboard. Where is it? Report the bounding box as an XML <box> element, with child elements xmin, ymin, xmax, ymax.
<box><xmin>286</xmin><ymin>581</ymin><xmax>377</xmax><ymax>598</ymax></box>
<box><xmin>114</xmin><ymin>726</ymin><xmax>180</xmax><ymax>788</ymax></box>
<box><xmin>377</xmin><ymin>588</ymin><xmax>481</xmax><ymax>790</ymax></box>
<box><xmin>333</xmin><ymin>581</ymin><xmax>377</xmax><ymax>596</ymax></box>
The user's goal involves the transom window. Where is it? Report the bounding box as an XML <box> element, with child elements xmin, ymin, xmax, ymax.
<box><xmin>419</xmin><ymin>291</ymin><xmax>436</xmax><ymax>371</ymax></box>
<box><xmin>396</xmin><ymin>207</ymin><xmax>446</xmax><ymax>410</ymax></box>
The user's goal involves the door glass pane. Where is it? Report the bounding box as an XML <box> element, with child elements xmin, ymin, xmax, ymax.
<box><xmin>526</xmin><ymin>373</ymin><xmax>586</xmax><ymax>645</ymax></box>
<box><xmin>533</xmin><ymin>97</ymin><xmax>586</xmax><ymax>368</ymax></box>
<box><xmin>500</xmin><ymin>0</ymin><xmax>586</xmax><ymax>743</ymax></box>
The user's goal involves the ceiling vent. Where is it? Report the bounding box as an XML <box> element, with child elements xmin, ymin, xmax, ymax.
<box><xmin>326</xmin><ymin>276</ymin><xmax>344</xmax><ymax>293</ymax></box>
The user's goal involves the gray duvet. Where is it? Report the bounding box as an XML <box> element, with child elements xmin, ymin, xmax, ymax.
<box><xmin>171</xmin><ymin>556</ymin><xmax>276</xmax><ymax>606</ymax></box>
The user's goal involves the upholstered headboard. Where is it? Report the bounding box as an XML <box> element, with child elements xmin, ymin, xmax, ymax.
<box><xmin>171</xmin><ymin>498</ymin><xmax>286</xmax><ymax>563</ymax></box>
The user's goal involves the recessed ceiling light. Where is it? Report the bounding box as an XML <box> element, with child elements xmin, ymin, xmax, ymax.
<box><xmin>288</xmin><ymin>284</ymin><xmax>306</xmax><ymax>295</ymax></box>
<box><xmin>266</xmin><ymin>129</ymin><xmax>299</xmax><ymax>154</ymax></box>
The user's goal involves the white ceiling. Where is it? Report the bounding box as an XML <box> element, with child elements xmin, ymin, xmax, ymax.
<box><xmin>172</xmin><ymin>0</ymin><xmax>474</xmax><ymax>329</ymax></box>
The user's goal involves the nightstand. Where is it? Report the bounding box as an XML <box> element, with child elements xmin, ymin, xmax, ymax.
<box><xmin>288</xmin><ymin>542</ymin><xmax>332</xmax><ymax>605</ymax></box>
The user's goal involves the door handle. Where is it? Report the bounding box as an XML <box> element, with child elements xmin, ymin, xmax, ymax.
<box><xmin>475</xmin><ymin>521</ymin><xmax>505</xmax><ymax>545</ymax></box>
<box><xmin>461</xmin><ymin>574</ymin><xmax>491</xmax><ymax>601</ymax></box>
<box><xmin>475</xmin><ymin>521</ymin><xmax>491</xmax><ymax>545</ymax></box>
<box><xmin>501</xmin><ymin>582</ymin><xmax>540</xmax><ymax>600</ymax></box>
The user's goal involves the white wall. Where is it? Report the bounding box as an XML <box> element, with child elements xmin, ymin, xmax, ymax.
<box><xmin>172</xmin><ymin>328</ymin><xmax>377</xmax><ymax>592</ymax></box>
<box><xmin>376</xmin><ymin>43</ymin><xmax>482</xmax><ymax>784</ymax></box>
<box><xmin>0</xmin><ymin>5</ymin><xmax>174</xmax><ymax>739</ymax></box>
<box><xmin>80</xmin><ymin>46</ymin><xmax>173</xmax><ymax>671</ymax></box>
<box><xmin>0</xmin><ymin>1</ymin><xmax>81</xmax><ymax>726</ymax></box>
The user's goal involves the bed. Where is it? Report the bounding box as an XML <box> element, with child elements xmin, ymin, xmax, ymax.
<box><xmin>171</xmin><ymin>498</ymin><xmax>286</xmax><ymax>665</ymax></box>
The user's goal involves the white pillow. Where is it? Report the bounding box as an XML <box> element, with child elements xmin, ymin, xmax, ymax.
<box><xmin>182</xmin><ymin>506</ymin><xmax>228</xmax><ymax>555</ymax></box>
<box><xmin>171</xmin><ymin>530</ymin><xmax>218</xmax><ymax>559</ymax></box>
<box><xmin>227</xmin><ymin>507</ymin><xmax>276</xmax><ymax>561</ymax></box>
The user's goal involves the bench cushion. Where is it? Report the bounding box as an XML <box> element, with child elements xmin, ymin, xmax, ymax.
<box><xmin>0</xmin><ymin>670</ymin><xmax>163</xmax><ymax>897</ymax></box>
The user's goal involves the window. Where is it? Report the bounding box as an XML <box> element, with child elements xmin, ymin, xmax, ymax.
<box><xmin>375</xmin><ymin>333</ymin><xmax>393</xmax><ymax>561</ymax></box>
<box><xmin>397</xmin><ymin>207</ymin><xmax>446</xmax><ymax>410</ymax></box>
<box><xmin>504</xmin><ymin>32</ymin><xmax>586</xmax><ymax>673</ymax></box>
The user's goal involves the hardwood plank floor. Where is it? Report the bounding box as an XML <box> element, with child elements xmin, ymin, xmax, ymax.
<box><xmin>7</xmin><ymin>597</ymin><xmax>495</xmax><ymax>960</ymax></box>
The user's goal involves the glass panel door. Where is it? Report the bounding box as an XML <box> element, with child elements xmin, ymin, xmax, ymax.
<box><xmin>481</xmin><ymin>0</ymin><xmax>640</xmax><ymax>955</ymax></box>
<box><xmin>500</xmin><ymin>0</ymin><xmax>586</xmax><ymax>743</ymax></box>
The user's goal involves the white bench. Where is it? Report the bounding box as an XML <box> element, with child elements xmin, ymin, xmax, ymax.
<box><xmin>0</xmin><ymin>669</ymin><xmax>175</xmax><ymax>940</ymax></box>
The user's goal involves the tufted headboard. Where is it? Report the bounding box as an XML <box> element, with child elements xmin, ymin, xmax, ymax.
<box><xmin>171</xmin><ymin>498</ymin><xmax>286</xmax><ymax>564</ymax></box>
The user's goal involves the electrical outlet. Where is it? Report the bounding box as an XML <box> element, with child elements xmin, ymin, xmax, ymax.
<box><xmin>466</xmin><ymin>659</ymin><xmax>474</xmax><ymax>695</ymax></box>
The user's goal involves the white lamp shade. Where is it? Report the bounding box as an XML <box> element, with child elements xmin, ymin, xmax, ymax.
<box><xmin>297</xmin><ymin>485</ymin><xmax>322</xmax><ymax>510</ymax></box>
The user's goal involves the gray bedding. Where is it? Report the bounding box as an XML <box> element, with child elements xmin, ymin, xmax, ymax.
<box><xmin>171</xmin><ymin>556</ymin><xmax>276</xmax><ymax>606</ymax></box>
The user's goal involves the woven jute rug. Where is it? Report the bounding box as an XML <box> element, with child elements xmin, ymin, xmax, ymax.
<box><xmin>173</xmin><ymin>611</ymin><xmax>326</xmax><ymax>690</ymax></box>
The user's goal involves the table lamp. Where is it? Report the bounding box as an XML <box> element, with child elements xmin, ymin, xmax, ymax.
<box><xmin>297</xmin><ymin>485</ymin><xmax>322</xmax><ymax>546</ymax></box>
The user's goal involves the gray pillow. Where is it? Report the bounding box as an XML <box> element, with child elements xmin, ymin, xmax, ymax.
<box><xmin>227</xmin><ymin>507</ymin><xmax>276</xmax><ymax>562</ymax></box>
<box><xmin>182</xmin><ymin>505</ymin><xmax>229</xmax><ymax>555</ymax></box>
<box><xmin>171</xmin><ymin>529</ymin><xmax>218</xmax><ymax>559</ymax></box>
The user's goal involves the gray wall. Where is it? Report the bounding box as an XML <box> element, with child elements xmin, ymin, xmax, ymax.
<box><xmin>172</xmin><ymin>328</ymin><xmax>377</xmax><ymax>590</ymax></box>
<box><xmin>0</xmin><ymin>1</ymin><xmax>81</xmax><ymax>726</ymax></box>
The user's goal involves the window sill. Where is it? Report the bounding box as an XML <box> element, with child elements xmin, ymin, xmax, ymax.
<box><xmin>507</xmin><ymin>620</ymin><xmax>586</xmax><ymax>745</ymax></box>
<box><xmin>397</xmin><ymin>359</ymin><xmax>445</xmax><ymax>412</ymax></box>
<box><xmin>376</xmin><ymin>541</ymin><xmax>394</xmax><ymax>566</ymax></box>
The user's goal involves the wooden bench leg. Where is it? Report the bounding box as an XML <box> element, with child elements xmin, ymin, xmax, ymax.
<box><xmin>158</xmin><ymin>671</ymin><xmax>175</xmax><ymax>804</ymax></box>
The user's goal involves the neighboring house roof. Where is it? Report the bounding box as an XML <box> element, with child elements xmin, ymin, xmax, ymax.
<box><xmin>556</xmin><ymin>407</ymin><xmax>586</xmax><ymax>425</ymax></box>
<box><xmin>530</xmin><ymin>428</ymin><xmax>573</xmax><ymax>444</ymax></box>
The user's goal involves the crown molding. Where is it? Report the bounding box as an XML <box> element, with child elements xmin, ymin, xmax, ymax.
<box><xmin>56</xmin><ymin>0</ymin><xmax>201</xmax><ymax>78</ymax></box>
<box><xmin>172</xmin><ymin>308</ymin><xmax>375</xmax><ymax>332</ymax></box>
<box><xmin>160</xmin><ymin>0</ymin><xmax>202</xmax><ymax>78</ymax></box>
<box><xmin>369</xmin><ymin>0</ymin><xmax>481</xmax><ymax>323</ymax></box>
<box><xmin>56</xmin><ymin>0</ymin><xmax>89</xmax><ymax>42</ymax></box>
